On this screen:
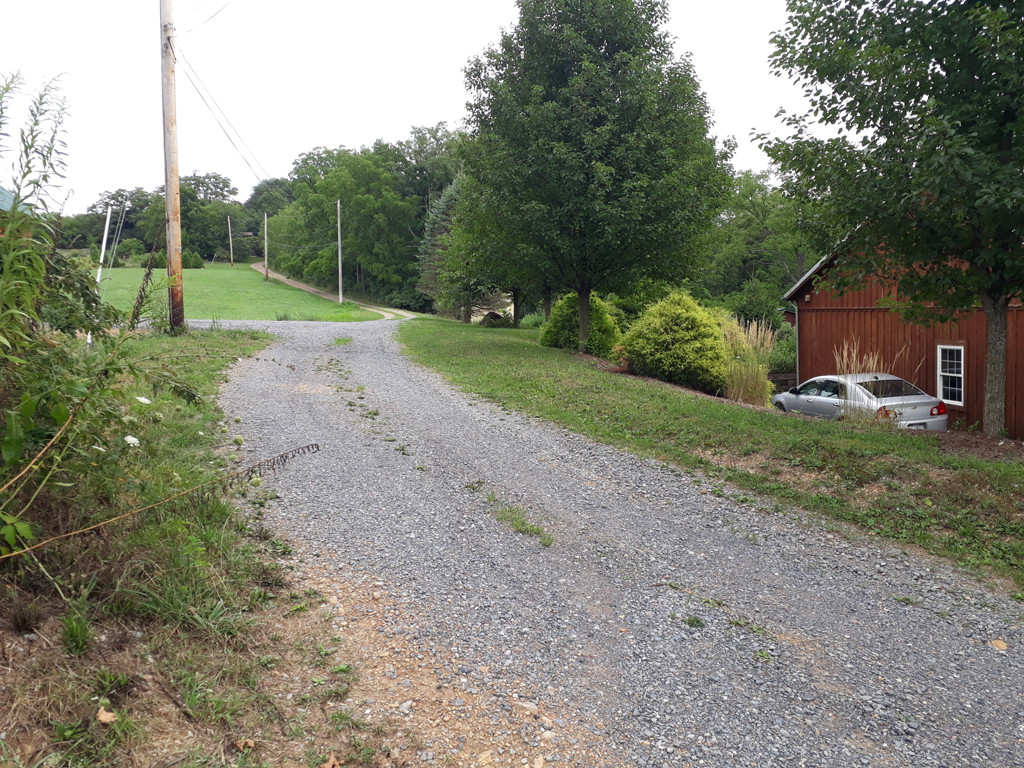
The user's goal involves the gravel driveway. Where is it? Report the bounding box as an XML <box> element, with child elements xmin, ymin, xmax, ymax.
<box><xmin>214</xmin><ymin>318</ymin><xmax>1024</xmax><ymax>768</ymax></box>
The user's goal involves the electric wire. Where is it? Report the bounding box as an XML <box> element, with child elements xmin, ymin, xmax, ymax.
<box><xmin>175</xmin><ymin>42</ymin><xmax>270</xmax><ymax>180</ymax></box>
<box><xmin>161</xmin><ymin>32</ymin><xmax>354</xmax><ymax>263</ymax></box>
<box><xmin>180</xmin><ymin>1</ymin><xmax>234</xmax><ymax>35</ymax></box>
<box><xmin>267</xmin><ymin>240</ymin><xmax>338</xmax><ymax>250</ymax></box>
<box><xmin>170</xmin><ymin>39</ymin><xmax>271</xmax><ymax>187</ymax></box>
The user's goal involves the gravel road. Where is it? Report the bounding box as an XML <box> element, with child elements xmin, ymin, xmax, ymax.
<box><xmin>214</xmin><ymin>318</ymin><xmax>1024</xmax><ymax>768</ymax></box>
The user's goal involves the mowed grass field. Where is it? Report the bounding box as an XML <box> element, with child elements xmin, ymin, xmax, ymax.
<box><xmin>100</xmin><ymin>261</ymin><xmax>382</xmax><ymax>322</ymax></box>
<box><xmin>398</xmin><ymin>317</ymin><xmax>1024</xmax><ymax>588</ymax></box>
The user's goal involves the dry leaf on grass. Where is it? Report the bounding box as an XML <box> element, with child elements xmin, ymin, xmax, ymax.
<box><xmin>234</xmin><ymin>738</ymin><xmax>256</xmax><ymax>752</ymax></box>
<box><xmin>320</xmin><ymin>750</ymin><xmax>342</xmax><ymax>768</ymax></box>
<box><xmin>96</xmin><ymin>706</ymin><xmax>118</xmax><ymax>724</ymax></box>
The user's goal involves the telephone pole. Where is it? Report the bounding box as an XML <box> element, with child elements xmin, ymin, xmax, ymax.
<box><xmin>337</xmin><ymin>199</ymin><xmax>343</xmax><ymax>303</ymax></box>
<box><xmin>227</xmin><ymin>215</ymin><xmax>235</xmax><ymax>266</ymax></box>
<box><xmin>160</xmin><ymin>0</ymin><xmax>185</xmax><ymax>328</ymax></box>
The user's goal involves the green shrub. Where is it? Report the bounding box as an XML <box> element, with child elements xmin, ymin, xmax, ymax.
<box><xmin>119</xmin><ymin>238</ymin><xmax>145</xmax><ymax>258</ymax></box>
<box><xmin>604</xmin><ymin>279</ymin><xmax>675</xmax><ymax>327</ymax></box>
<box><xmin>182</xmin><ymin>249</ymin><xmax>204</xmax><ymax>269</ymax></box>
<box><xmin>722</xmin><ymin>315</ymin><xmax>775</xmax><ymax>406</ymax></box>
<box><xmin>520</xmin><ymin>313</ymin><xmax>545</xmax><ymax>329</ymax></box>
<box><xmin>621</xmin><ymin>291</ymin><xmax>727</xmax><ymax>394</ymax></box>
<box><xmin>539</xmin><ymin>293</ymin><xmax>620</xmax><ymax>358</ymax></box>
<box><xmin>769</xmin><ymin>324</ymin><xmax>797</xmax><ymax>374</ymax></box>
<box><xmin>141</xmin><ymin>251</ymin><xmax>202</xmax><ymax>270</ymax></box>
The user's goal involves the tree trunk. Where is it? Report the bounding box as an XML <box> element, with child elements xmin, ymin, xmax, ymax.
<box><xmin>543</xmin><ymin>291</ymin><xmax>552</xmax><ymax>321</ymax></box>
<box><xmin>979</xmin><ymin>290</ymin><xmax>1009</xmax><ymax>437</ymax></box>
<box><xmin>512</xmin><ymin>287</ymin><xmax>522</xmax><ymax>328</ymax></box>
<box><xmin>577</xmin><ymin>286</ymin><xmax>592</xmax><ymax>353</ymax></box>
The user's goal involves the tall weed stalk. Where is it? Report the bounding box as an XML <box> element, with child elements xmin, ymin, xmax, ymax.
<box><xmin>722</xmin><ymin>315</ymin><xmax>775</xmax><ymax>406</ymax></box>
<box><xmin>833</xmin><ymin>338</ymin><xmax>915</xmax><ymax>377</ymax></box>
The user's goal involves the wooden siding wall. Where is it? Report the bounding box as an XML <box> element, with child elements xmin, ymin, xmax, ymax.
<box><xmin>795</xmin><ymin>285</ymin><xmax>1024</xmax><ymax>439</ymax></box>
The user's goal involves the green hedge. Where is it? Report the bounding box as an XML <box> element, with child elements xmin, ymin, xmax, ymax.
<box><xmin>621</xmin><ymin>291</ymin><xmax>727</xmax><ymax>394</ymax></box>
<box><xmin>539</xmin><ymin>293</ymin><xmax>620</xmax><ymax>358</ymax></box>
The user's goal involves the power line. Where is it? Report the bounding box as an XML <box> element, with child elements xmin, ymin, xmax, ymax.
<box><xmin>180</xmin><ymin>0</ymin><xmax>234</xmax><ymax>35</ymax></box>
<box><xmin>171</xmin><ymin>39</ymin><xmax>272</xmax><ymax>186</ymax></box>
<box><xmin>267</xmin><ymin>240</ymin><xmax>338</xmax><ymax>250</ymax></box>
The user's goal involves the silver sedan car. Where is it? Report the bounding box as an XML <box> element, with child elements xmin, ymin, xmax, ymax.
<box><xmin>772</xmin><ymin>373</ymin><xmax>948</xmax><ymax>430</ymax></box>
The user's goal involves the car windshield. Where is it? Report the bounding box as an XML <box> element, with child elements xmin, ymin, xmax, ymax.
<box><xmin>856</xmin><ymin>378</ymin><xmax>925</xmax><ymax>399</ymax></box>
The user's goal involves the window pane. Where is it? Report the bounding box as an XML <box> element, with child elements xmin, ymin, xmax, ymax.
<box><xmin>857</xmin><ymin>379</ymin><xmax>925</xmax><ymax>398</ymax></box>
<box><xmin>938</xmin><ymin>347</ymin><xmax>964</xmax><ymax>404</ymax></box>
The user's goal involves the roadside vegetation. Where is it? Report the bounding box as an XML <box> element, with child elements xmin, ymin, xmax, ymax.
<box><xmin>99</xmin><ymin>261</ymin><xmax>381</xmax><ymax>322</ymax></box>
<box><xmin>398</xmin><ymin>318</ymin><xmax>1024</xmax><ymax>587</ymax></box>
<box><xmin>0</xmin><ymin>77</ymin><xmax>399</xmax><ymax>766</ymax></box>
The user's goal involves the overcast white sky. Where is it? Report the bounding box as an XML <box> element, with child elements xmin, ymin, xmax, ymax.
<box><xmin>3</xmin><ymin>0</ymin><xmax>809</xmax><ymax>214</ymax></box>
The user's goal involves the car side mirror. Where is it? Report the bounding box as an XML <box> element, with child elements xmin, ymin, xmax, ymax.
<box><xmin>789</xmin><ymin>387</ymin><xmax>799</xmax><ymax>395</ymax></box>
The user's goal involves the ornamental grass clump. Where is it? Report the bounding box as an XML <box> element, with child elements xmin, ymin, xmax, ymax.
<box><xmin>539</xmin><ymin>293</ymin><xmax>621</xmax><ymax>359</ymax></box>
<box><xmin>620</xmin><ymin>291</ymin><xmax>727</xmax><ymax>395</ymax></box>
<box><xmin>722</xmin><ymin>315</ymin><xmax>775</xmax><ymax>407</ymax></box>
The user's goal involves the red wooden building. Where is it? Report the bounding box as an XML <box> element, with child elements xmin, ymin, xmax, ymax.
<box><xmin>784</xmin><ymin>257</ymin><xmax>1024</xmax><ymax>439</ymax></box>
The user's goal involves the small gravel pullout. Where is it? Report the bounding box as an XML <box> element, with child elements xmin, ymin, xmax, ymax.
<box><xmin>214</xmin><ymin>318</ymin><xmax>1024</xmax><ymax>768</ymax></box>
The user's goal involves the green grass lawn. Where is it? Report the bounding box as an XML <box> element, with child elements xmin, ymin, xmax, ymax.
<box><xmin>100</xmin><ymin>262</ymin><xmax>382</xmax><ymax>322</ymax></box>
<box><xmin>398</xmin><ymin>317</ymin><xmax>1024</xmax><ymax>587</ymax></box>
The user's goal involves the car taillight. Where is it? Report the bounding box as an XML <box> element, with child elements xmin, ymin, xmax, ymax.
<box><xmin>931</xmin><ymin>402</ymin><xmax>947</xmax><ymax>416</ymax></box>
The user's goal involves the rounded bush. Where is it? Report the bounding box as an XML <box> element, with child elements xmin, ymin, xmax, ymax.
<box><xmin>621</xmin><ymin>291</ymin><xmax>727</xmax><ymax>394</ymax></box>
<box><xmin>182</xmin><ymin>249</ymin><xmax>204</xmax><ymax>269</ymax></box>
<box><xmin>539</xmin><ymin>293</ymin><xmax>620</xmax><ymax>358</ymax></box>
<box><xmin>520</xmin><ymin>312</ymin><xmax>545</xmax><ymax>330</ymax></box>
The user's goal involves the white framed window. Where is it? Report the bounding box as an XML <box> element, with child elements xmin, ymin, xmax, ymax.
<box><xmin>937</xmin><ymin>345</ymin><xmax>965</xmax><ymax>406</ymax></box>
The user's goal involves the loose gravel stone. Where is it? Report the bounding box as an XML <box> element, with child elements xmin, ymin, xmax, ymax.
<box><xmin>212</xmin><ymin>319</ymin><xmax>1024</xmax><ymax>768</ymax></box>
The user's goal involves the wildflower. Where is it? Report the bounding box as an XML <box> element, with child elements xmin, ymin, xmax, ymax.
<box><xmin>124</xmin><ymin>435</ymin><xmax>140</xmax><ymax>448</ymax></box>
<box><xmin>135</xmin><ymin>396</ymin><xmax>151</xmax><ymax>405</ymax></box>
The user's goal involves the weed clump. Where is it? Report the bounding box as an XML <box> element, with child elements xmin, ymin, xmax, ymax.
<box><xmin>722</xmin><ymin>315</ymin><xmax>775</xmax><ymax>406</ymax></box>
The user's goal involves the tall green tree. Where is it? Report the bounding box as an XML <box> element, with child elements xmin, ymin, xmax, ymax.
<box><xmin>762</xmin><ymin>0</ymin><xmax>1024</xmax><ymax>436</ymax></box>
<box><xmin>244</xmin><ymin>177</ymin><xmax>294</xmax><ymax>218</ymax></box>
<box><xmin>269</xmin><ymin>145</ymin><xmax>426</xmax><ymax>307</ymax></box>
<box><xmin>699</xmin><ymin>171</ymin><xmax>820</xmax><ymax>326</ymax></box>
<box><xmin>464</xmin><ymin>0</ymin><xmax>732</xmax><ymax>350</ymax></box>
<box><xmin>420</xmin><ymin>175</ymin><xmax>515</xmax><ymax>321</ymax></box>
<box><xmin>180</xmin><ymin>172</ymin><xmax>237</xmax><ymax>202</ymax></box>
<box><xmin>417</xmin><ymin>175</ymin><xmax>463</xmax><ymax>313</ymax></box>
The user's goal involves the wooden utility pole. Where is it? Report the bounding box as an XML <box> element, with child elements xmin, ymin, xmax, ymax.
<box><xmin>160</xmin><ymin>0</ymin><xmax>184</xmax><ymax>328</ymax></box>
<box><xmin>227</xmin><ymin>215</ymin><xmax>235</xmax><ymax>266</ymax></box>
<box><xmin>336</xmin><ymin>199</ymin><xmax>343</xmax><ymax>303</ymax></box>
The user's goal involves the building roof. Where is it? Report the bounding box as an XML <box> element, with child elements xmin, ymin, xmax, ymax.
<box><xmin>782</xmin><ymin>255</ymin><xmax>832</xmax><ymax>302</ymax></box>
<box><xmin>0</xmin><ymin>184</ymin><xmax>15</xmax><ymax>212</ymax></box>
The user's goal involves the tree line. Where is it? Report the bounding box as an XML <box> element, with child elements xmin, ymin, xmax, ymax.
<box><xmin>56</xmin><ymin>0</ymin><xmax>1021</xmax><ymax>434</ymax></box>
